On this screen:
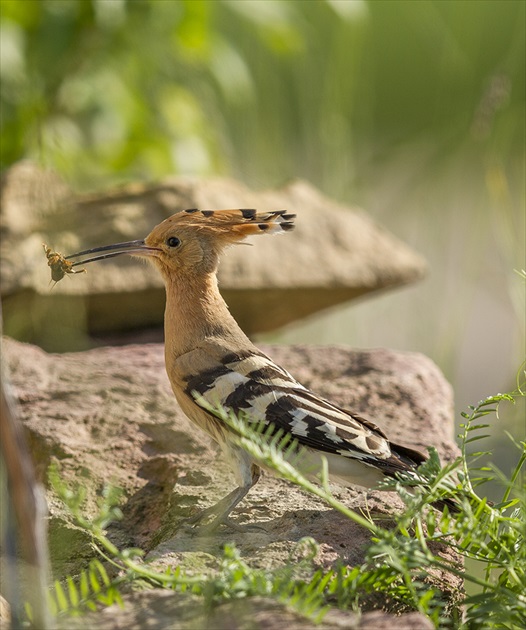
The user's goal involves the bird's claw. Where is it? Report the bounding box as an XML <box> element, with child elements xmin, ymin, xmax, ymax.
<box><xmin>180</xmin><ymin>512</ymin><xmax>266</xmax><ymax>536</ymax></box>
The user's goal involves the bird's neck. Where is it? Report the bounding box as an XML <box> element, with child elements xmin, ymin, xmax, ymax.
<box><xmin>163</xmin><ymin>271</ymin><xmax>248</xmax><ymax>358</ymax></box>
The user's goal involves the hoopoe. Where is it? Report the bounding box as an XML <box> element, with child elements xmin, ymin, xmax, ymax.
<box><xmin>64</xmin><ymin>209</ymin><xmax>454</xmax><ymax>531</ymax></box>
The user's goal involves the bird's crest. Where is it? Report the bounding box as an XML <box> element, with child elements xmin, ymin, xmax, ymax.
<box><xmin>155</xmin><ymin>208</ymin><xmax>295</xmax><ymax>243</ymax></box>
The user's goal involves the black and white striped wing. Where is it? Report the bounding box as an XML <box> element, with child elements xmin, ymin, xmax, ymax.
<box><xmin>183</xmin><ymin>349</ymin><xmax>405</xmax><ymax>468</ymax></box>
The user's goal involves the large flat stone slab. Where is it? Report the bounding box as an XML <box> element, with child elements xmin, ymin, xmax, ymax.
<box><xmin>1</xmin><ymin>162</ymin><xmax>426</xmax><ymax>349</ymax></box>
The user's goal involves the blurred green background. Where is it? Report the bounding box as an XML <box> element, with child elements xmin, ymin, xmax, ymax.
<box><xmin>1</xmin><ymin>0</ymin><xmax>524</xmax><ymax>492</ymax></box>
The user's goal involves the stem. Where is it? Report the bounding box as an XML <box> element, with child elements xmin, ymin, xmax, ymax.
<box><xmin>91</xmin><ymin>533</ymin><xmax>202</xmax><ymax>588</ymax></box>
<box><xmin>502</xmin><ymin>450</ymin><xmax>526</xmax><ymax>505</ymax></box>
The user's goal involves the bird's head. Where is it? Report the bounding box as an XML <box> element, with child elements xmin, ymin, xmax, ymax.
<box><xmin>64</xmin><ymin>209</ymin><xmax>295</xmax><ymax>278</ymax></box>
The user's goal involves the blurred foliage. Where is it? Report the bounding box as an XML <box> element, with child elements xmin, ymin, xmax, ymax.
<box><xmin>1</xmin><ymin>0</ymin><xmax>524</xmax><ymax>191</ymax></box>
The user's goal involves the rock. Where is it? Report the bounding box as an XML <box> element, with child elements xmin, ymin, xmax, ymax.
<box><xmin>356</xmin><ymin>610</ymin><xmax>434</xmax><ymax>629</ymax></box>
<box><xmin>3</xmin><ymin>337</ymin><xmax>462</xmax><ymax>628</ymax></box>
<box><xmin>57</xmin><ymin>591</ymin><xmax>433</xmax><ymax>630</ymax></box>
<box><xmin>0</xmin><ymin>162</ymin><xmax>427</xmax><ymax>350</ymax></box>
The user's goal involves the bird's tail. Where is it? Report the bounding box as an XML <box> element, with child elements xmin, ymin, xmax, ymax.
<box><xmin>388</xmin><ymin>442</ymin><xmax>461</xmax><ymax>514</ymax></box>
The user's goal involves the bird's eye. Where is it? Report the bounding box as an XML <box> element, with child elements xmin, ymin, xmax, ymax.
<box><xmin>166</xmin><ymin>236</ymin><xmax>181</xmax><ymax>248</ymax></box>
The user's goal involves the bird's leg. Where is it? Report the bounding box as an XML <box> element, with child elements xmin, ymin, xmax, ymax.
<box><xmin>184</xmin><ymin>486</ymin><xmax>251</xmax><ymax>529</ymax></box>
<box><xmin>182</xmin><ymin>465</ymin><xmax>264</xmax><ymax>534</ymax></box>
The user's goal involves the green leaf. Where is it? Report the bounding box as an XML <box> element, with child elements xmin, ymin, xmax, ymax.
<box><xmin>89</xmin><ymin>569</ymin><xmax>101</xmax><ymax>594</ymax></box>
<box><xmin>93</xmin><ymin>559</ymin><xmax>111</xmax><ymax>587</ymax></box>
<box><xmin>67</xmin><ymin>576</ymin><xmax>79</xmax><ymax>608</ymax></box>
<box><xmin>53</xmin><ymin>580</ymin><xmax>69</xmax><ymax>612</ymax></box>
<box><xmin>465</xmin><ymin>434</ymin><xmax>490</xmax><ymax>444</ymax></box>
<box><xmin>79</xmin><ymin>571</ymin><xmax>90</xmax><ymax>600</ymax></box>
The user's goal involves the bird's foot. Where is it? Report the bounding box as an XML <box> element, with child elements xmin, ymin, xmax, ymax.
<box><xmin>180</xmin><ymin>508</ymin><xmax>266</xmax><ymax>536</ymax></box>
<box><xmin>179</xmin><ymin>482</ymin><xmax>266</xmax><ymax>535</ymax></box>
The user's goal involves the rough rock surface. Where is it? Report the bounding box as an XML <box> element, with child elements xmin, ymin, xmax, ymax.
<box><xmin>58</xmin><ymin>592</ymin><xmax>434</xmax><ymax>630</ymax></box>
<box><xmin>3</xmin><ymin>337</ymin><xmax>460</xmax><ymax>627</ymax></box>
<box><xmin>0</xmin><ymin>162</ymin><xmax>426</xmax><ymax>349</ymax></box>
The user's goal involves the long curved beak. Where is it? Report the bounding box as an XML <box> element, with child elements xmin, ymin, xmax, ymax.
<box><xmin>65</xmin><ymin>240</ymin><xmax>161</xmax><ymax>267</ymax></box>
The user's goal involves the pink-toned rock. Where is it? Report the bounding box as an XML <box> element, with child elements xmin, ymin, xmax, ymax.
<box><xmin>3</xmin><ymin>337</ymin><xmax>461</xmax><ymax>627</ymax></box>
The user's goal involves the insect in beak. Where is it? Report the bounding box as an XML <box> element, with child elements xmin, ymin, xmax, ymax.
<box><xmin>43</xmin><ymin>240</ymin><xmax>161</xmax><ymax>284</ymax></box>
